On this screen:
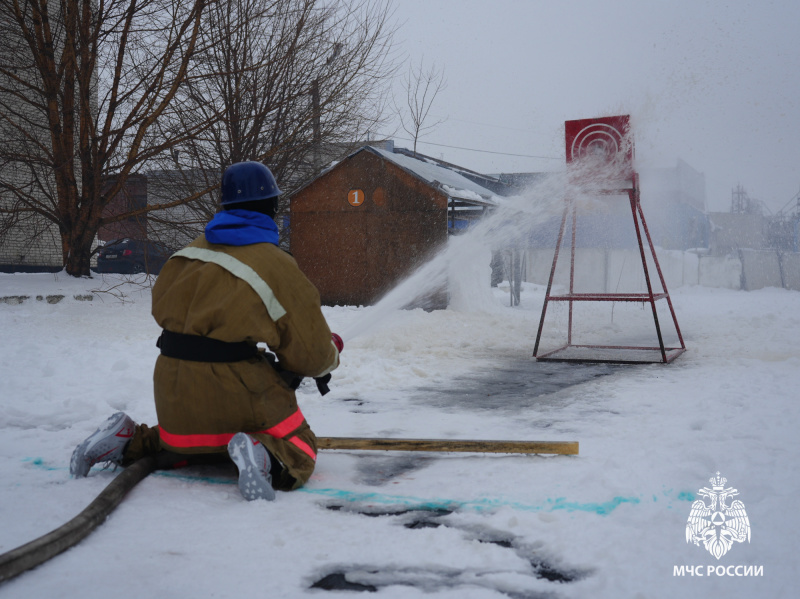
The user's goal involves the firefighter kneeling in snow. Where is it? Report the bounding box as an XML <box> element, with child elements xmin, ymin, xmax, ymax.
<box><xmin>70</xmin><ymin>161</ymin><xmax>343</xmax><ymax>501</ymax></box>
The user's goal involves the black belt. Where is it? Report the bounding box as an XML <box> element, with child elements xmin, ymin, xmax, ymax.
<box><xmin>157</xmin><ymin>330</ymin><xmax>332</xmax><ymax>395</ymax></box>
<box><xmin>157</xmin><ymin>330</ymin><xmax>258</xmax><ymax>363</ymax></box>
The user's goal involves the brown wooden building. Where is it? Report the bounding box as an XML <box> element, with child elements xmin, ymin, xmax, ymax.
<box><xmin>290</xmin><ymin>145</ymin><xmax>497</xmax><ymax>306</ymax></box>
<box><xmin>98</xmin><ymin>173</ymin><xmax>148</xmax><ymax>242</ymax></box>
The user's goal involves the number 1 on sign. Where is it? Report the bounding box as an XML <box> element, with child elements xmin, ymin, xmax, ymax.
<box><xmin>348</xmin><ymin>189</ymin><xmax>364</xmax><ymax>206</ymax></box>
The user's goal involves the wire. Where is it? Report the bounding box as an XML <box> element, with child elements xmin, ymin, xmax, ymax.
<box><xmin>776</xmin><ymin>187</ymin><xmax>800</xmax><ymax>215</ymax></box>
<box><xmin>444</xmin><ymin>116</ymin><xmax>551</xmax><ymax>136</ymax></box>
<box><xmin>388</xmin><ymin>135</ymin><xmax>562</xmax><ymax>160</ymax></box>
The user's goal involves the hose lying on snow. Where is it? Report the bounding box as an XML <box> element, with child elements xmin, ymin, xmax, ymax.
<box><xmin>0</xmin><ymin>455</ymin><xmax>157</xmax><ymax>584</ymax></box>
<box><xmin>0</xmin><ymin>436</ymin><xmax>578</xmax><ymax>584</ymax></box>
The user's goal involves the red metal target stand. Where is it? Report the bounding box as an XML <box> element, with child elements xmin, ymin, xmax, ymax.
<box><xmin>533</xmin><ymin>116</ymin><xmax>686</xmax><ymax>364</ymax></box>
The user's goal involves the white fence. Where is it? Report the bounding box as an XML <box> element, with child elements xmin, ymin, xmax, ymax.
<box><xmin>524</xmin><ymin>248</ymin><xmax>800</xmax><ymax>292</ymax></box>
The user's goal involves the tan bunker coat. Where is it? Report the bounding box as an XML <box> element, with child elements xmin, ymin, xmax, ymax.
<box><xmin>151</xmin><ymin>235</ymin><xmax>339</xmax><ymax>490</ymax></box>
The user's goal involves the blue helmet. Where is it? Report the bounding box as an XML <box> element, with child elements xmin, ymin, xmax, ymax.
<box><xmin>220</xmin><ymin>161</ymin><xmax>281</xmax><ymax>206</ymax></box>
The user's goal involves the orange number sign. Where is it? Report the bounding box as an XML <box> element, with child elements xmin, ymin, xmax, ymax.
<box><xmin>348</xmin><ymin>189</ymin><xmax>364</xmax><ymax>207</ymax></box>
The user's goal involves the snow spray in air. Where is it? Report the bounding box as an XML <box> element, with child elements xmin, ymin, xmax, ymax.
<box><xmin>340</xmin><ymin>172</ymin><xmax>578</xmax><ymax>343</ymax></box>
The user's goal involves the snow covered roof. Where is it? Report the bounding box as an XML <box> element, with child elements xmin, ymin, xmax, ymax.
<box><xmin>289</xmin><ymin>144</ymin><xmax>501</xmax><ymax>206</ymax></box>
<box><xmin>365</xmin><ymin>146</ymin><xmax>498</xmax><ymax>206</ymax></box>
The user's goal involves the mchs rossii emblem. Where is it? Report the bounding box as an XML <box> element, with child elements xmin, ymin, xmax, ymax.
<box><xmin>686</xmin><ymin>472</ymin><xmax>751</xmax><ymax>560</ymax></box>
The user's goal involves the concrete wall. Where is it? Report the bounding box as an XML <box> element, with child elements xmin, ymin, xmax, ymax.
<box><xmin>0</xmin><ymin>6</ymin><xmax>66</xmax><ymax>271</ymax></box>
<box><xmin>525</xmin><ymin>247</ymin><xmax>796</xmax><ymax>291</ymax></box>
<box><xmin>526</xmin><ymin>248</ymin><xmax>700</xmax><ymax>292</ymax></box>
<box><xmin>0</xmin><ymin>213</ymin><xmax>64</xmax><ymax>271</ymax></box>
<box><xmin>739</xmin><ymin>250</ymin><xmax>782</xmax><ymax>291</ymax></box>
<box><xmin>698</xmin><ymin>255</ymin><xmax>741</xmax><ymax>289</ymax></box>
<box><xmin>780</xmin><ymin>253</ymin><xmax>800</xmax><ymax>291</ymax></box>
<box><xmin>708</xmin><ymin>212</ymin><xmax>768</xmax><ymax>254</ymax></box>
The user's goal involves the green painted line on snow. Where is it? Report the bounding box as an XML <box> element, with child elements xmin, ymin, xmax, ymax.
<box><xmin>299</xmin><ymin>487</ymin><xmax>641</xmax><ymax>516</ymax></box>
<box><xmin>23</xmin><ymin>457</ymin><xmax>695</xmax><ymax>515</ymax></box>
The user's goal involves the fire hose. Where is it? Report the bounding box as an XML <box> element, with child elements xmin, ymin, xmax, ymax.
<box><xmin>0</xmin><ymin>436</ymin><xmax>576</xmax><ymax>584</ymax></box>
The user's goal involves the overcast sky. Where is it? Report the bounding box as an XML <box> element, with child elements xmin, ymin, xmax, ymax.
<box><xmin>384</xmin><ymin>0</ymin><xmax>800</xmax><ymax>213</ymax></box>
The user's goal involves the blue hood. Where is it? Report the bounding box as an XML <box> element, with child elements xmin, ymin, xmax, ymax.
<box><xmin>205</xmin><ymin>209</ymin><xmax>279</xmax><ymax>247</ymax></box>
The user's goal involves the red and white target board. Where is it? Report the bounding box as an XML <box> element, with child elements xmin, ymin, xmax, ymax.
<box><xmin>565</xmin><ymin>115</ymin><xmax>634</xmax><ymax>186</ymax></box>
<box><xmin>565</xmin><ymin>115</ymin><xmax>631</xmax><ymax>164</ymax></box>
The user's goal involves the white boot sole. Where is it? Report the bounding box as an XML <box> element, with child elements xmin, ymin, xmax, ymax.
<box><xmin>228</xmin><ymin>433</ymin><xmax>276</xmax><ymax>501</ymax></box>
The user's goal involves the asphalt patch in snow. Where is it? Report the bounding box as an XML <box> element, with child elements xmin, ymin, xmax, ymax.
<box><xmin>339</xmin><ymin>397</ymin><xmax>377</xmax><ymax>414</ymax></box>
<box><xmin>416</xmin><ymin>359</ymin><xmax>625</xmax><ymax>411</ymax></box>
<box><xmin>311</xmin><ymin>572</ymin><xmax>378</xmax><ymax>592</ymax></box>
<box><xmin>313</xmin><ymin>504</ymin><xmax>588</xmax><ymax>595</ymax></box>
<box><xmin>325</xmin><ymin>504</ymin><xmax>453</xmax><ymax>519</ymax></box>
<box><xmin>354</xmin><ymin>455</ymin><xmax>434</xmax><ymax>486</ymax></box>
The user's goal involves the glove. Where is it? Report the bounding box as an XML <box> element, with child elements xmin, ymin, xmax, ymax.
<box><xmin>315</xmin><ymin>373</ymin><xmax>332</xmax><ymax>396</ymax></box>
<box><xmin>331</xmin><ymin>333</ymin><xmax>344</xmax><ymax>353</ymax></box>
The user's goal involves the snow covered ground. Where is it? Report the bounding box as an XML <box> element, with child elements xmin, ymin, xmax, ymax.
<box><xmin>1</xmin><ymin>271</ymin><xmax>798</xmax><ymax>598</ymax></box>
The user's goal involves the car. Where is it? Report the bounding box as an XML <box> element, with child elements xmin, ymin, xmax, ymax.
<box><xmin>94</xmin><ymin>239</ymin><xmax>172</xmax><ymax>275</ymax></box>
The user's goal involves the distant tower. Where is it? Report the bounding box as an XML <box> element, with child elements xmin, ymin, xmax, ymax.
<box><xmin>731</xmin><ymin>184</ymin><xmax>749</xmax><ymax>214</ymax></box>
<box><xmin>731</xmin><ymin>184</ymin><xmax>763</xmax><ymax>215</ymax></box>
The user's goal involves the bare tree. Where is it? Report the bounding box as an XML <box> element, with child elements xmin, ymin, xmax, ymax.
<box><xmin>0</xmin><ymin>0</ymin><xmax>397</xmax><ymax>273</ymax></box>
<box><xmin>0</xmin><ymin>0</ymin><xmax>215</xmax><ymax>276</ymax></box>
<box><xmin>149</xmin><ymin>0</ymin><xmax>398</xmax><ymax>244</ymax></box>
<box><xmin>396</xmin><ymin>57</ymin><xmax>446</xmax><ymax>156</ymax></box>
